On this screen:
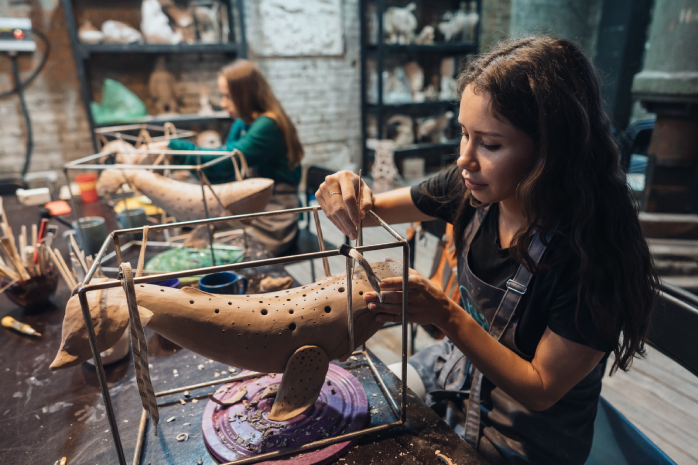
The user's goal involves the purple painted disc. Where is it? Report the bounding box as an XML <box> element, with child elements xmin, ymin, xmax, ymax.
<box><xmin>202</xmin><ymin>364</ymin><xmax>368</xmax><ymax>464</ymax></box>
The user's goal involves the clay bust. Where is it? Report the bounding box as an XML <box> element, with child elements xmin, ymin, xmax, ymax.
<box><xmin>50</xmin><ymin>261</ymin><xmax>403</xmax><ymax>421</ymax></box>
<box><xmin>96</xmin><ymin>169</ymin><xmax>274</xmax><ymax>221</ymax></box>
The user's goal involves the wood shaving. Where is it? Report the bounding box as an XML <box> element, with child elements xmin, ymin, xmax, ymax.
<box><xmin>176</xmin><ymin>432</ymin><xmax>188</xmax><ymax>442</ymax></box>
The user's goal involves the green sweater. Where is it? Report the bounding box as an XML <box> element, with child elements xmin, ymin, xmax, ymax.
<box><xmin>168</xmin><ymin>116</ymin><xmax>301</xmax><ymax>186</ymax></box>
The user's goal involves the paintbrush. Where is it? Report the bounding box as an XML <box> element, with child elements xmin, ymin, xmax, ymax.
<box><xmin>0</xmin><ymin>236</ymin><xmax>30</xmax><ymax>281</ymax></box>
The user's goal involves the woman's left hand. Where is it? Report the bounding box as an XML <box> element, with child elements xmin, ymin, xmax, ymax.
<box><xmin>364</xmin><ymin>271</ymin><xmax>455</xmax><ymax>327</ymax></box>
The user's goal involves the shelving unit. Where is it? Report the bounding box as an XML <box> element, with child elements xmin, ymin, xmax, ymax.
<box><xmin>359</xmin><ymin>0</ymin><xmax>481</xmax><ymax>175</ymax></box>
<box><xmin>61</xmin><ymin>0</ymin><xmax>247</xmax><ymax>151</ymax></box>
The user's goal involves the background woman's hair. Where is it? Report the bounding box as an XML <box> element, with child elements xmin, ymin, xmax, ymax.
<box><xmin>222</xmin><ymin>60</ymin><xmax>304</xmax><ymax>168</ymax></box>
<box><xmin>453</xmin><ymin>36</ymin><xmax>659</xmax><ymax>373</ymax></box>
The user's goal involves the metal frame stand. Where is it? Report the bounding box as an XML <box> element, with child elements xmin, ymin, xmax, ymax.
<box><xmin>76</xmin><ymin>207</ymin><xmax>410</xmax><ymax>465</ymax></box>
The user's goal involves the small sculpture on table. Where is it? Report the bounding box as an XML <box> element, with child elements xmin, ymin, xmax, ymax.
<box><xmin>101</xmin><ymin>20</ymin><xmax>143</xmax><ymax>44</ymax></box>
<box><xmin>141</xmin><ymin>0</ymin><xmax>183</xmax><ymax>44</ymax></box>
<box><xmin>414</xmin><ymin>25</ymin><xmax>435</xmax><ymax>45</ymax></box>
<box><xmin>438</xmin><ymin>1</ymin><xmax>479</xmax><ymax>43</ymax></box>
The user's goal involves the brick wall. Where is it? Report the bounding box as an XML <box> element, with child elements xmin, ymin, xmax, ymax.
<box><xmin>480</xmin><ymin>0</ymin><xmax>512</xmax><ymax>52</ymax></box>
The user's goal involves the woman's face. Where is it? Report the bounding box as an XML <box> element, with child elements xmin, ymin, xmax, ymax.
<box><xmin>457</xmin><ymin>84</ymin><xmax>538</xmax><ymax>207</ymax></box>
<box><xmin>218</xmin><ymin>75</ymin><xmax>238</xmax><ymax>119</ymax></box>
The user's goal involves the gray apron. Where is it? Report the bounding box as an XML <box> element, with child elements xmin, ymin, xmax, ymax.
<box><xmin>247</xmin><ymin>183</ymin><xmax>299</xmax><ymax>257</ymax></box>
<box><xmin>409</xmin><ymin>206</ymin><xmax>604</xmax><ymax>465</ymax></box>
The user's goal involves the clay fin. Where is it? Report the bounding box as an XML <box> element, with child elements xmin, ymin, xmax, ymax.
<box><xmin>268</xmin><ymin>345</ymin><xmax>330</xmax><ymax>422</ymax></box>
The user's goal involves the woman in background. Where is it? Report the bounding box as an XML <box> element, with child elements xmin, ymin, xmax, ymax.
<box><xmin>170</xmin><ymin>59</ymin><xmax>303</xmax><ymax>256</ymax></box>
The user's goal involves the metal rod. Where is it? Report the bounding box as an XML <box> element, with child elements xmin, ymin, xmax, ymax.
<box><xmin>346</xmin><ymin>256</ymin><xmax>354</xmax><ymax>353</ymax></box>
<box><xmin>364</xmin><ymin>349</ymin><xmax>401</xmax><ymax>420</ymax></box>
<box><xmin>312</xmin><ymin>206</ymin><xmax>331</xmax><ymax>277</ymax></box>
<box><xmin>197</xmin><ymin>165</ymin><xmax>217</xmax><ymax>267</ymax></box>
<box><xmin>220</xmin><ymin>422</ymin><xmax>403</xmax><ymax>465</ymax></box>
<box><xmin>82</xmin><ymin>241</ymin><xmax>403</xmax><ymax>291</ymax></box>
<box><xmin>155</xmin><ymin>371</ymin><xmax>263</xmax><ymax>397</ymax></box>
<box><xmin>132</xmin><ymin>408</ymin><xmax>148</xmax><ymax>465</ymax></box>
<box><xmin>199</xmin><ymin>168</ymin><xmax>232</xmax><ymax>217</ymax></box>
<box><xmin>401</xmin><ymin>243</ymin><xmax>409</xmax><ymax>424</ymax></box>
<box><xmin>367</xmin><ymin>210</ymin><xmax>406</xmax><ymax>242</ymax></box>
<box><xmin>63</xmin><ymin>168</ymin><xmax>87</xmax><ymax>252</ymax></box>
<box><xmin>77</xmin><ymin>290</ymin><xmax>127</xmax><ymax>465</ymax></box>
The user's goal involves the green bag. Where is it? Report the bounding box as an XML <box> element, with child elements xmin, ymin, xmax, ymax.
<box><xmin>91</xmin><ymin>78</ymin><xmax>148</xmax><ymax>124</ymax></box>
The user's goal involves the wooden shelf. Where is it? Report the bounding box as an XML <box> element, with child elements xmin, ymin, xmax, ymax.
<box><xmin>79</xmin><ymin>42</ymin><xmax>241</xmax><ymax>57</ymax></box>
<box><xmin>366</xmin><ymin>140</ymin><xmax>460</xmax><ymax>157</ymax></box>
<box><xmin>94</xmin><ymin>111</ymin><xmax>231</xmax><ymax>128</ymax></box>
<box><xmin>366</xmin><ymin>43</ymin><xmax>476</xmax><ymax>53</ymax></box>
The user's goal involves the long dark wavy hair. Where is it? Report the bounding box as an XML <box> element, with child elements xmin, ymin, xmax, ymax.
<box><xmin>450</xmin><ymin>36</ymin><xmax>658</xmax><ymax>373</ymax></box>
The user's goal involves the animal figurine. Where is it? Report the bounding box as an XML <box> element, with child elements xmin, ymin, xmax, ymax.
<box><xmin>96</xmin><ymin>169</ymin><xmax>274</xmax><ymax>221</ymax></box>
<box><xmin>383</xmin><ymin>67</ymin><xmax>412</xmax><ymax>104</ymax></box>
<box><xmin>101</xmin><ymin>20</ymin><xmax>143</xmax><ymax>44</ymax></box>
<box><xmin>417</xmin><ymin>111</ymin><xmax>455</xmax><ymax>144</ymax></box>
<box><xmin>383</xmin><ymin>3</ymin><xmax>417</xmax><ymax>44</ymax></box>
<box><xmin>367</xmin><ymin>139</ymin><xmax>400</xmax><ymax>192</ymax></box>
<box><xmin>438</xmin><ymin>3</ymin><xmax>479</xmax><ymax>43</ymax></box>
<box><xmin>78</xmin><ymin>20</ymin><xmax>103</xmax><ymax>44</ymax></box>
<box><xmin>148</xmin><ymin>57</ymin><xmax>180</xmax><ymax>114</ymax></box>
<box><xmin>439</xmin><ymin>57</ymin><xmax>458</xmax><ymax>100</ymax></box>
<box><xmin>193</xmin><ymin>4</ymin><xmax>222</xmax><ymax>43</ymax></box>
<box><xmin>141</xmin><ymin>0</ymin><xmax>183</xmax><ymax>44</ymax></box>
<box><xmin>160</xmin><ymin>1</ymin><xmax>195</xmax><ymax>44</ymax></box>
<box><xmin>414</xmin><ymin>25</ymin><xmax>435</xmax><ymax>45</ymax></box>
<box><xmin>198</xmin><ymin>85</ymin><xmax>214</xmax><ymax>115</ymax></box>
<box><xmin>386</xmin><ymin>114</ymin><xmax>414</xmax><ymax>148</ymax></box>
<box><xmin>50</xmin><ymin>261</ymin><xmax>403</xmax><ymax>421</ymax></box>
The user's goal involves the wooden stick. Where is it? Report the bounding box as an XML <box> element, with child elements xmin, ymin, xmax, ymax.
<box><xmin>68</xmin><ymin>233</ymin><xmax>89</xmax><ymax>273</ymax></box>
<box><xmin>19</xmin><ymin>225</ymin><xmax>27</xmax><ymax>268</ymax></box>
<box><xmin>0</xmin><ymin>264</ymin><xmax>18</xmax><ymax>281</ymax></box>
<box><xmin>0</xmin><ymin>279</ymin><xmax>18</xmax><ymax>296</ymax></box>
<box><xmin>70</xmin><ymin>252</ymin><xmax>85</xmax><ymax>282</ymax></box>
<box><xmin>47</xmin><ymin>247</ymin><xmax>76</xmax><ymax>289</ymax></box>
<box><xmin>0</xmin><ymin>237</ymin><xmax>30</xmax><ymax>281</ymax></box>
<box><xmin>31</xmin><ymin>224</ymin><xmax>37</xmax><ymax>255</ymax></box>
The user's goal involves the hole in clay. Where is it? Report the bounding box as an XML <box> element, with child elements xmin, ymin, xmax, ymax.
<box><xmin>261</xmin><ymin>309</ymin><xmax>268</xmax><ymax>316</ymax></box>
<box><xmin>302</xmin><ymin>294</ymin><xmax>306</xmax><ymax>297</ymax></box>
<box><xmin>228</xmin><ymin>302</ymin><xmax>232</xmax><ymax>305</ymax></box>
<box><xmin>338</xmin><ymin>287</ymin><xmax>345</xmax><ymax>293</ymax></box>
<box><xmin>324</xmin><ymin>306</ymin><xmax>331</xmax><ymax>313</ymax></box>
<box><xmin>215</xmin><ymin>309</ymin><xmax>219</xmax><ymax>314</ymax></box>
<box><xmin>190</xmin><ymin>300</ymin><xmax>194</xmax><ymax>304</ymax></box>
<box><xmin>289</xmin><ymin>323</ymin><xmax>296</xmax><ymax>331</ymax></box>
<box><xmin>289</xmin><ymin>310</ymin><xmax>294</xmax><ymax>314</ymax></box>
<box><xmin>259</xmin><ymin>301</ymin><xmax>263</xmax><ymax>304</ymax></box>
<box><xmin>160</xmin><ymin>289</ymin><xmax>164</xmax><ymax>292</ymax></box>
<box><xmin>232</xmin><ymin>322</ymin><xmax>235</xmax><ymax>326</ymax></box>
<box><xmin>140</xmin><ymin>285</ymin><xmax>144</xmax><ymax>287</ymax></box>
<box><xmin>359</xmin><ymin>291</ymin><xmax>363</xmax><ymax>295</ymax></box>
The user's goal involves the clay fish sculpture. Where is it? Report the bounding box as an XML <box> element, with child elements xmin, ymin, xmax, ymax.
<box><xmin>97</xmin><ymin>169</ymin><xmax>274</xmax><ymax>221</ymax></box>
<box><xmin>50</xmin><ymin>261</ymin><xmax>402</xmax><ymax>421</ymax></box>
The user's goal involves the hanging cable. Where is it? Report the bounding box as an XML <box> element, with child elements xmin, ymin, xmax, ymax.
<box><xmin>0</xmin><ymin>28</ymin><xmax>50</xmax><ymax>98</ymax></box>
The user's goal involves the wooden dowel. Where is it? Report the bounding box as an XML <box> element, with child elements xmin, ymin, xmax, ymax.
<box><xmin>47</xmin><ymin>247</ymin><xmax>76</xmax><ymax>289</ymax></box>
<box><xmin>0</xmin><ymin>237</ymin><xmax>30</xmax><ymax>281</ymax></box>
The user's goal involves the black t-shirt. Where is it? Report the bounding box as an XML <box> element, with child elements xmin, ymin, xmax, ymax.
<box><xmin>411</xmin><ymin>165</ymin><xmax>611</xmax><ymax>356</ymax></box>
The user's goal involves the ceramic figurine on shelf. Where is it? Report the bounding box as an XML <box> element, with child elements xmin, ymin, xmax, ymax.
<box><xmin>148</xmin><ymin>57</ymin><xmax>180</xmax><ymax>114</ymax></box>
<box><xmin>383</xmin><ymin>2</ymin><xmax>417</xmax><ymax>44</ymax></box>
<box><xmin>438</xmin><ymin>2</ymin><xmax>479</xmax><ymax>43</ymax></box>
<box><xmin>50</xmin><ymin>260</ymin><xmax>404</xmax><ymax>421</ymax></box>
<box><xmin>198</xmin><ymin>85</ymin><xmax>214</xmax><ymax>115</ymax></box>
<box><xmin>161</xmin><ymin>1</ymin><xmax>196</xmax><ymax>45</ymax></box>
<box><xmin>101</xmin><ymin>20</ymin><xmax>143</xmax><ymax>44</ymax></box>
<box><xmin>194</xmin><ymin>4</ymin><xmax>222</xmax><ymax>43</ymax></box>
<box><xmin>386</xmin><ymin>114</ymin><xmax>414</xmax><ymax>148</ymax></box>
<box><xmin>417</xmin><ymin>111</ymin><xmax>455</xmax><ymax>144</ymax></box>
<box><xmin>367</xmin><ymin>138</ymin><xmax>400</xmax><ymax>192</ymax></box>
<box><xmin>383</xmin><ymin>67</ymin><xmax>412</xmax><ymax>104</ymax></box>
<box><xmin>403</xmin><ymin>61</ymin><xmax>425</xmax><ymax>102</ymax></box>
<box><xmin>424</xmin><ymin>74</ymin><xmax>440</xmax><ymax>101</ymax></box>
<box><xmin>414</xmin><ymin>25</ymin><xmax>435</xmax><ymax>45</ymax></box>
<box><xmin>439</xmin><ymin>57</ymin><xmax>458</xmax><ymax>101</ymax></box>
<box><xmin>78</xmin><ymin>20</ymin><xmax>103</xmax><ymax>44</ymax></box>
<box><xmin>141</xmin><ymin>0</ymin><xmax>183</xmax><ymax>44</ymax></box>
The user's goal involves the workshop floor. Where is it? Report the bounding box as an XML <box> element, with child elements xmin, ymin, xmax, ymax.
<box><xmin>285</xmin><ymin>211</ymin><xmax>698</xmax><ymax>465</ymax></box>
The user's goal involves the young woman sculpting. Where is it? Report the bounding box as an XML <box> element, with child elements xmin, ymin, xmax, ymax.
<box><xmin>315</xmin><ymin>37</ymin><xmax>658</xmax><ymax>464</ymax></box>
<box><xmin>170</xmin><ymin>59</ymin><xmax>303</xmax><ymax>255</ymax></box>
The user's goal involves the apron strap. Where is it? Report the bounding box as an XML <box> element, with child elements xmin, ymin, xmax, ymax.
<box><xmin>436</xmin><ymin>206</ymin><xmax>491</xmax><ymax>388</ymax></box>
<box><xmin>463</xmin><ymin>230</ymin><xmax>549</xmax><ymax>448</ymax></box>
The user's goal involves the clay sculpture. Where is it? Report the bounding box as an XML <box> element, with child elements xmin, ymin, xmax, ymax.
<box><xmin>383</xmin><ymin>3</ymin><xmax>418</xmax><ymax>44</ymax></box>
<box><xmin>96</xmin><ymin>169</ymin><xmax>274</xmax><ymax>222</ymax></box>
<box><xmin>101</xmin><ymin>20</ymin><xmax>144</xmax><ymax>44</ymax></box>
<box><xmin>50</xmin><ymin>261</ymin><xmax>403</xmax><ymax>421</ymax></box>
<box><xmin>438</xmin><ymin>4</ymin><xmax>479</xmax><ymax>43</ymax></box>
<box><xmin>141</xmin><ymin>0</ymin><xmax>183</xmax><ymax>44</ymax></box>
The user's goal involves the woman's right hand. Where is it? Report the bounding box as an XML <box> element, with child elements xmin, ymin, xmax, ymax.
<box><xmin>315</xmin><ymin>171</ymin><xmax>374</xmax><ymax>240</ymax></box>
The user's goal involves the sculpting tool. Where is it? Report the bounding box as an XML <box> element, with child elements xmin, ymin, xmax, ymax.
<box><xmin>33</xmin><ymin>218</ymin><xmax>48</xmax><ymax>264</ymax></box>
<box><xmin>47</xmin><ymin>247</ymin><xmax>76</xmax><ymax>289</ymax></box>
<box><xmin>0</xmin><ymin>236</ymin><xmax>30</xmax><ymax>281</ymax></box>
<box><xmin>2</xmin><ymin>316</ymin><xmax>41</xmax><ymax>337</ymax></box>
<box><xmin>19</xmin><ymin>225</ymin><xmax>27</xmax><ymax>268</ymax></box>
